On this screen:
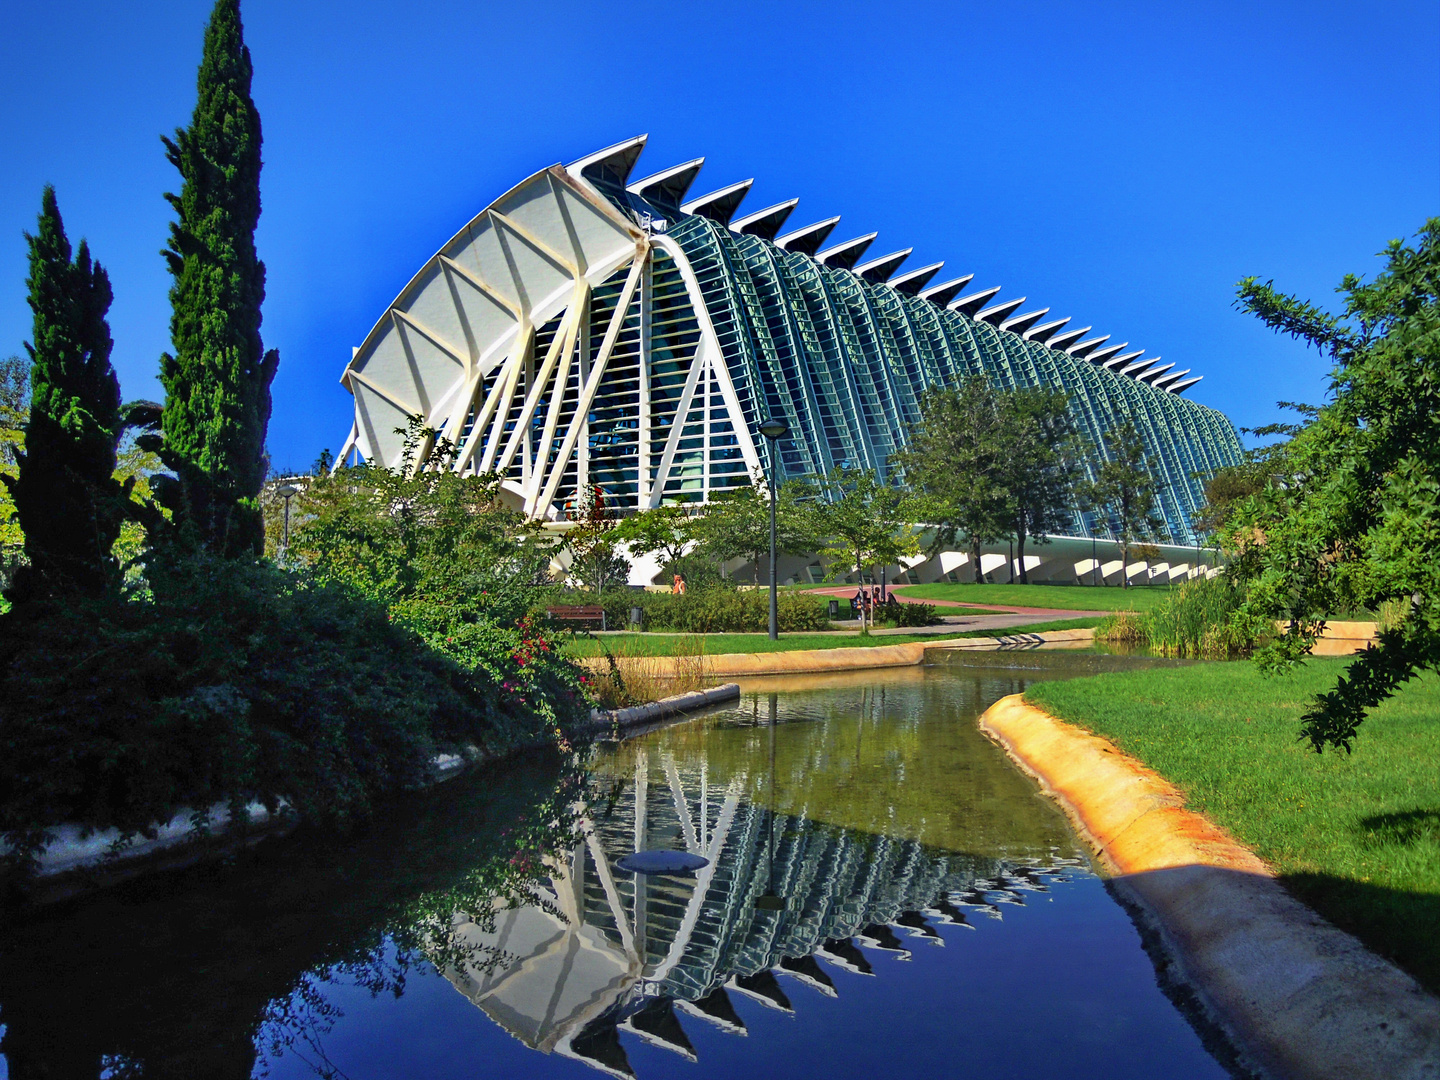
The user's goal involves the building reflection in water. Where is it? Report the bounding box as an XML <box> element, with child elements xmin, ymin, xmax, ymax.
<box><xmin>441</xmin><ymin>709</ymin><xmax>1084</xmax><ymax>1078</ymax></box>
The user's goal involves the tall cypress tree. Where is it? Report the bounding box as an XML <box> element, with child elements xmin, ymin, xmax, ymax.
<box><xmin>158</xmin><ymin>0</ymin><xmax>278</xmax><ymax>556</ymax></box>
<box><xmin>2</xmin><ymin>187</ymin><xmax>124</xmax><ymax>601</ymax></box>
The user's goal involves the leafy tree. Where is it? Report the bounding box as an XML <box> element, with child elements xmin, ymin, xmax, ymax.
<box><xmin>156</xmin><ymin>0</ymin><xmax>279</xmax><ymax>557</ymax></box>
<box><xmin>0</xmin><ymin>355</ymin><xmax>28</xmax><ymax>591</ymax></box>
<box><xmin>611</xmin><ymin>502</ymin><xmax>694</xmax><ymax>571</ymax></box>
<box><xmin>564</xmin><ymin>484</ymin><xmax>627</xmax><ymax>593</ymax></box>
<box><xmin>1195</xmin><ymin>460</ymin><xmax>1270</xmax><ymax>538</ymax></box>
<box><xmin>894</xmin><ymin>379</ymin><xmax>1012</xmax><ymax>583</ymax></box>
<box><xmin>3</xmin><ymin>188</ymin><xmax>127</xmax><ymax>602</ymax></box>
<box><xmin>1089</xmin><ymin>419</ymin><xmax>1164</xmax><ymax>588</ymax></box>
<box><xmin>292</xmin><ymin>418</ymin><xmax>548</xmax><ymax>624</ymax></box>
<box><xmin>690</xmin><ymin>470</ymin><xmax>818</xmax><ymax>582</ymax></box>
<box><xmin>1000</xmin><ymin>387</ymin><xmax>1085</xmax><ymax>584</ymax></box>
<box><xmin>814</xmin><ymin>468</ymin><xmax>920</xmax><ymax>631</ymax></box>
<box><xmin>1224</xmin><ymin>218</ymin><xmax>1440</xmax><ymax>751</ymax></box>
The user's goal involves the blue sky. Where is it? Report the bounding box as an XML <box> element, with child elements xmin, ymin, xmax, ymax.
<box><xmin>1</xmin><ymin>0</ymin><xmax>1436</xmax><ymax>473</ymax></box>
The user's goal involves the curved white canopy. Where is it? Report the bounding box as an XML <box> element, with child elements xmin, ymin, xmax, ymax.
<box><xmin>341</xmin><ymin>163</ymin><xmax>643</xmax><ymax>474</ymax></box>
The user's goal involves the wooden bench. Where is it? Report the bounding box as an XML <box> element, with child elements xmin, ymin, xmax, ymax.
<box><xmin>546</xmin><ymin>604</ymin><xmax>607</xmax><ymax>631</ymax></box>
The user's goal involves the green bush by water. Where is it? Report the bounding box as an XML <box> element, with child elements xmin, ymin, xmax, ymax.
<box><xmin>1095</xmin><ymin>577</ymin><xmax>1261</xmax><ymax>658</ymax></box>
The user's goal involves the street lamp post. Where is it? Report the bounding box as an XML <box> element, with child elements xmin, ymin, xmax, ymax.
<box><xmin>277</xmin><ymin>483</ymin><xmax>299</xmax><ymax>559</ymax></box>
<box><xmin>758</xmin><ymin>416</ymin><xmax>789</xmax><ymax>641</ymax></box>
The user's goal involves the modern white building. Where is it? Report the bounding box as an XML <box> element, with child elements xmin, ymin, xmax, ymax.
<box><xmin>338</xmin><ymin>136</ymin><xmax>1241</xmax><ymax>584</ymax></box>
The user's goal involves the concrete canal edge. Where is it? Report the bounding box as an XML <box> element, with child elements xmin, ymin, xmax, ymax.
<box><xmin>576</xmin><ymin>683</ymin><xmax>741</xmax><ymax>739</ymax></box>
<box><xmin>582</xmin><ymin>626</ymin><xmax>1095</xmax><ymax>678</ymax></box>
<box><xmin>977</xmin><ymin>693</ymin><xmax>1440</xmax><ymax>1080</ymax></box>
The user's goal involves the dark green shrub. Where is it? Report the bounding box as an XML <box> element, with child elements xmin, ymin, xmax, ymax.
<box><xmin>882</xmin><ymin>601</ymin><xmax>939</xmax><ymax>628</ymax></box>
<box><xmin>0</xmin><ymin>552</ymin><xmax>587</xmax><ymax>874</ymax></box>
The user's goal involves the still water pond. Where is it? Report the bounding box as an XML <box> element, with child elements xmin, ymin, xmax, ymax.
<box><xmin>0</xmin><ymin>655</ymin><xmax>1228</xmax><ymax>1079</ymax></box>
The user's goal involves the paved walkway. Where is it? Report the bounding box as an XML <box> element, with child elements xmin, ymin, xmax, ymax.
<box><xmin>804</xmin><ymin>586</ymin><xmax>1110</xmax><ymax>634</ymax></box>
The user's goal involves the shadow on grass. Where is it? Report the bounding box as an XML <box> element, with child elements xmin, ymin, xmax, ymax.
<box><xmin>1356</xmin><ymin>807</ymin><xmax>1440</xmax><ymax>848</ymax></box>
<box><xmin>1278</xmin><ymin>870</ymin><xmax>1440</xmax><ymax>996</ymax></box>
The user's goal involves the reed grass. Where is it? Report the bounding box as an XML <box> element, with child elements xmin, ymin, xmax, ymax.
<box><xmin>587</xmin><ymin>633</ymin><xmax>713</xmax><ymax>709</ymax></box>
<box><xmin>1095</xmin><ymin>577</ymin><xmax>1258</xmax><ymax>659</ymax></box>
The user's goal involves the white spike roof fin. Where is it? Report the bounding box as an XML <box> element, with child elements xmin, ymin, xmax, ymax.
<box><xmin>817</xmin><ymin>232</ymin><xmax>879</xmax><ymax>269</ymax></box>
<box><xmin>566</xmin><ymin>134</ymin><xmax>648</xmax><ymax>188</ymax></box>
<box><xmin>629</xmin><ymin>158</ymin><xmax>704</xmax><ymax>209</ymax></box>
<box><xmin>1153</xmin><ymin>368</ymin><xmax>1191</xmax><ymax>389</ymax></box>
<box><xmin>1138</xmin><ymin>362</ymin><xmax>1176</xmax><ymax>384</ymax></box>
<box><xmin>949</xmin><ymin>285</ymin><xmax>1002</xmax><ymax>315</ymax></box>
<box><xmin>890</xmin><ymin>261</ymin><xmax>944</xmax><ymax>294</ymax></box>
<box><xmin>1001</xmin><ymin>307</ymin><xmax>1050</xmax><ymax>334</ymax></box>
<box><xmin>1044</xmin><ymin>325</ymin><xmax>1090</xmax><ymax>351</ymax></box>
<box><xmin>1101</xmin><ymin>347</ymin><xmax>1140</xmax><ymax>369</ymax></box>
<box><xmin>730</xmin><ymin>198</ymin><xmax>799</xmax><ymax>241</ymax></box>
<box><xmin>681</xmin><ymin>178</ymin><xmax>753</xmax><ymax>226</ymax></box>
<box><xmin>976</xmin><ymin>297</ymin><xmax>1027</xmax><ymax>325</ymax></box>
<box><xmin>1118</xmin><ymin>356</ymin><xmax>1153</xmax><ymax>377</ymax></box>
<box><xmin>1168</xmin><ymin>375</ymin><xmax>1203</xmax><ymax>394</ymax></box>
<box><xmin>1067</xmin><ymin>335</ymin><xmax>1110</xmax><ymax>358</ymax></box>
<box><xmin>855</xmin><ymin>248</ymin><xmax>912</xmax><ymax>283</ymax></box>
<box><xmin>921</xmin><ymin>274</ymin><xmax>973</xmax><ymax>306</ymax></box>
<box><xmin>775</xmin><ymin>215</ymin><xmax>840</xmax><ymax>256</ymax></box>
<box><xmin>1024</xmin><ymin>316</ymin><xmax>1071</xmax><ymax>342</ymax></box>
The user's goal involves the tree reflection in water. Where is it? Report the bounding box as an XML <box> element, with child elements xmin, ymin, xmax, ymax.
<box><xmin>0</xmin><ymin>670</ymin><xmax>1155</xmax><ymax>1080</ymax></box>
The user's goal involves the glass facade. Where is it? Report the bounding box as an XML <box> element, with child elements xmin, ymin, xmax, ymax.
<box><xmin>659</xmin><ymin>213</ymin><xmax>1243</xmax><ymax>547</ymax></box>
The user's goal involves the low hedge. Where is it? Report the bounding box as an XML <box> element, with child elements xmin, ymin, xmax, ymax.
<box><xmin>881</xmin><ymin>601</ymin><xmax>940</xmax><ymax>628</ymax></box>
<box><xmin>549</xmin><ymin>588</ymin><xmax>832</xmax><ymax>634</ymax></box>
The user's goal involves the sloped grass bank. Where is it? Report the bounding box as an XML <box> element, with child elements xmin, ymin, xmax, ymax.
<box><xmin>1025</xmin><ymin>659</ymin><xmax>1440</xmax><ymax>993</ymax></box>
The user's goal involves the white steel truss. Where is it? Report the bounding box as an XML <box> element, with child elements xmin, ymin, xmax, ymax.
<box><xmin>339</xmin><ymin>150</ymin><xmax>761</xmax><ymax>520</ymax></box>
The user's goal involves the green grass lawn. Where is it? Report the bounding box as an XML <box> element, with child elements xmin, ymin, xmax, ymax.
<box><xmin>897</xmin><ymin>581</ymin><xmax>1173</xmax><ymax>612</ymax></box>
<box><xmin>1026</xmin><ymin>659</ymin><xmax>1440</xmax><ymax>993</ymax></box>
<box><xmin>560</xmin><ymin>618</ymin><xmax>1101</xmax><ymax>657</ymax></box>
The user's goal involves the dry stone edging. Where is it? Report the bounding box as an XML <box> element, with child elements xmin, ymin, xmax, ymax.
<box><xmin>978</xmin><ymin>692</ymin><xmax>1440</xmax><ymax>1080</ymax></box>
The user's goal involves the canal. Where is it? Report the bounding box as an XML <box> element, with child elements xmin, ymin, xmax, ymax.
<box><xmin>0</xmin><ymin>652</ymin><xmax>1230</xmax><ymax>1078</ymax></box>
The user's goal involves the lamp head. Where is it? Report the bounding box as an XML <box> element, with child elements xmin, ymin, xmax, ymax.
<box><xmin>758</xmin><ymin>416</ymin><xmax>789</xmax><ymax>441</ymax></box>
<box><xmin>277</xmin><ymin>484</ymin><xmax>299</xmax><ymax>498</ymax></box>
